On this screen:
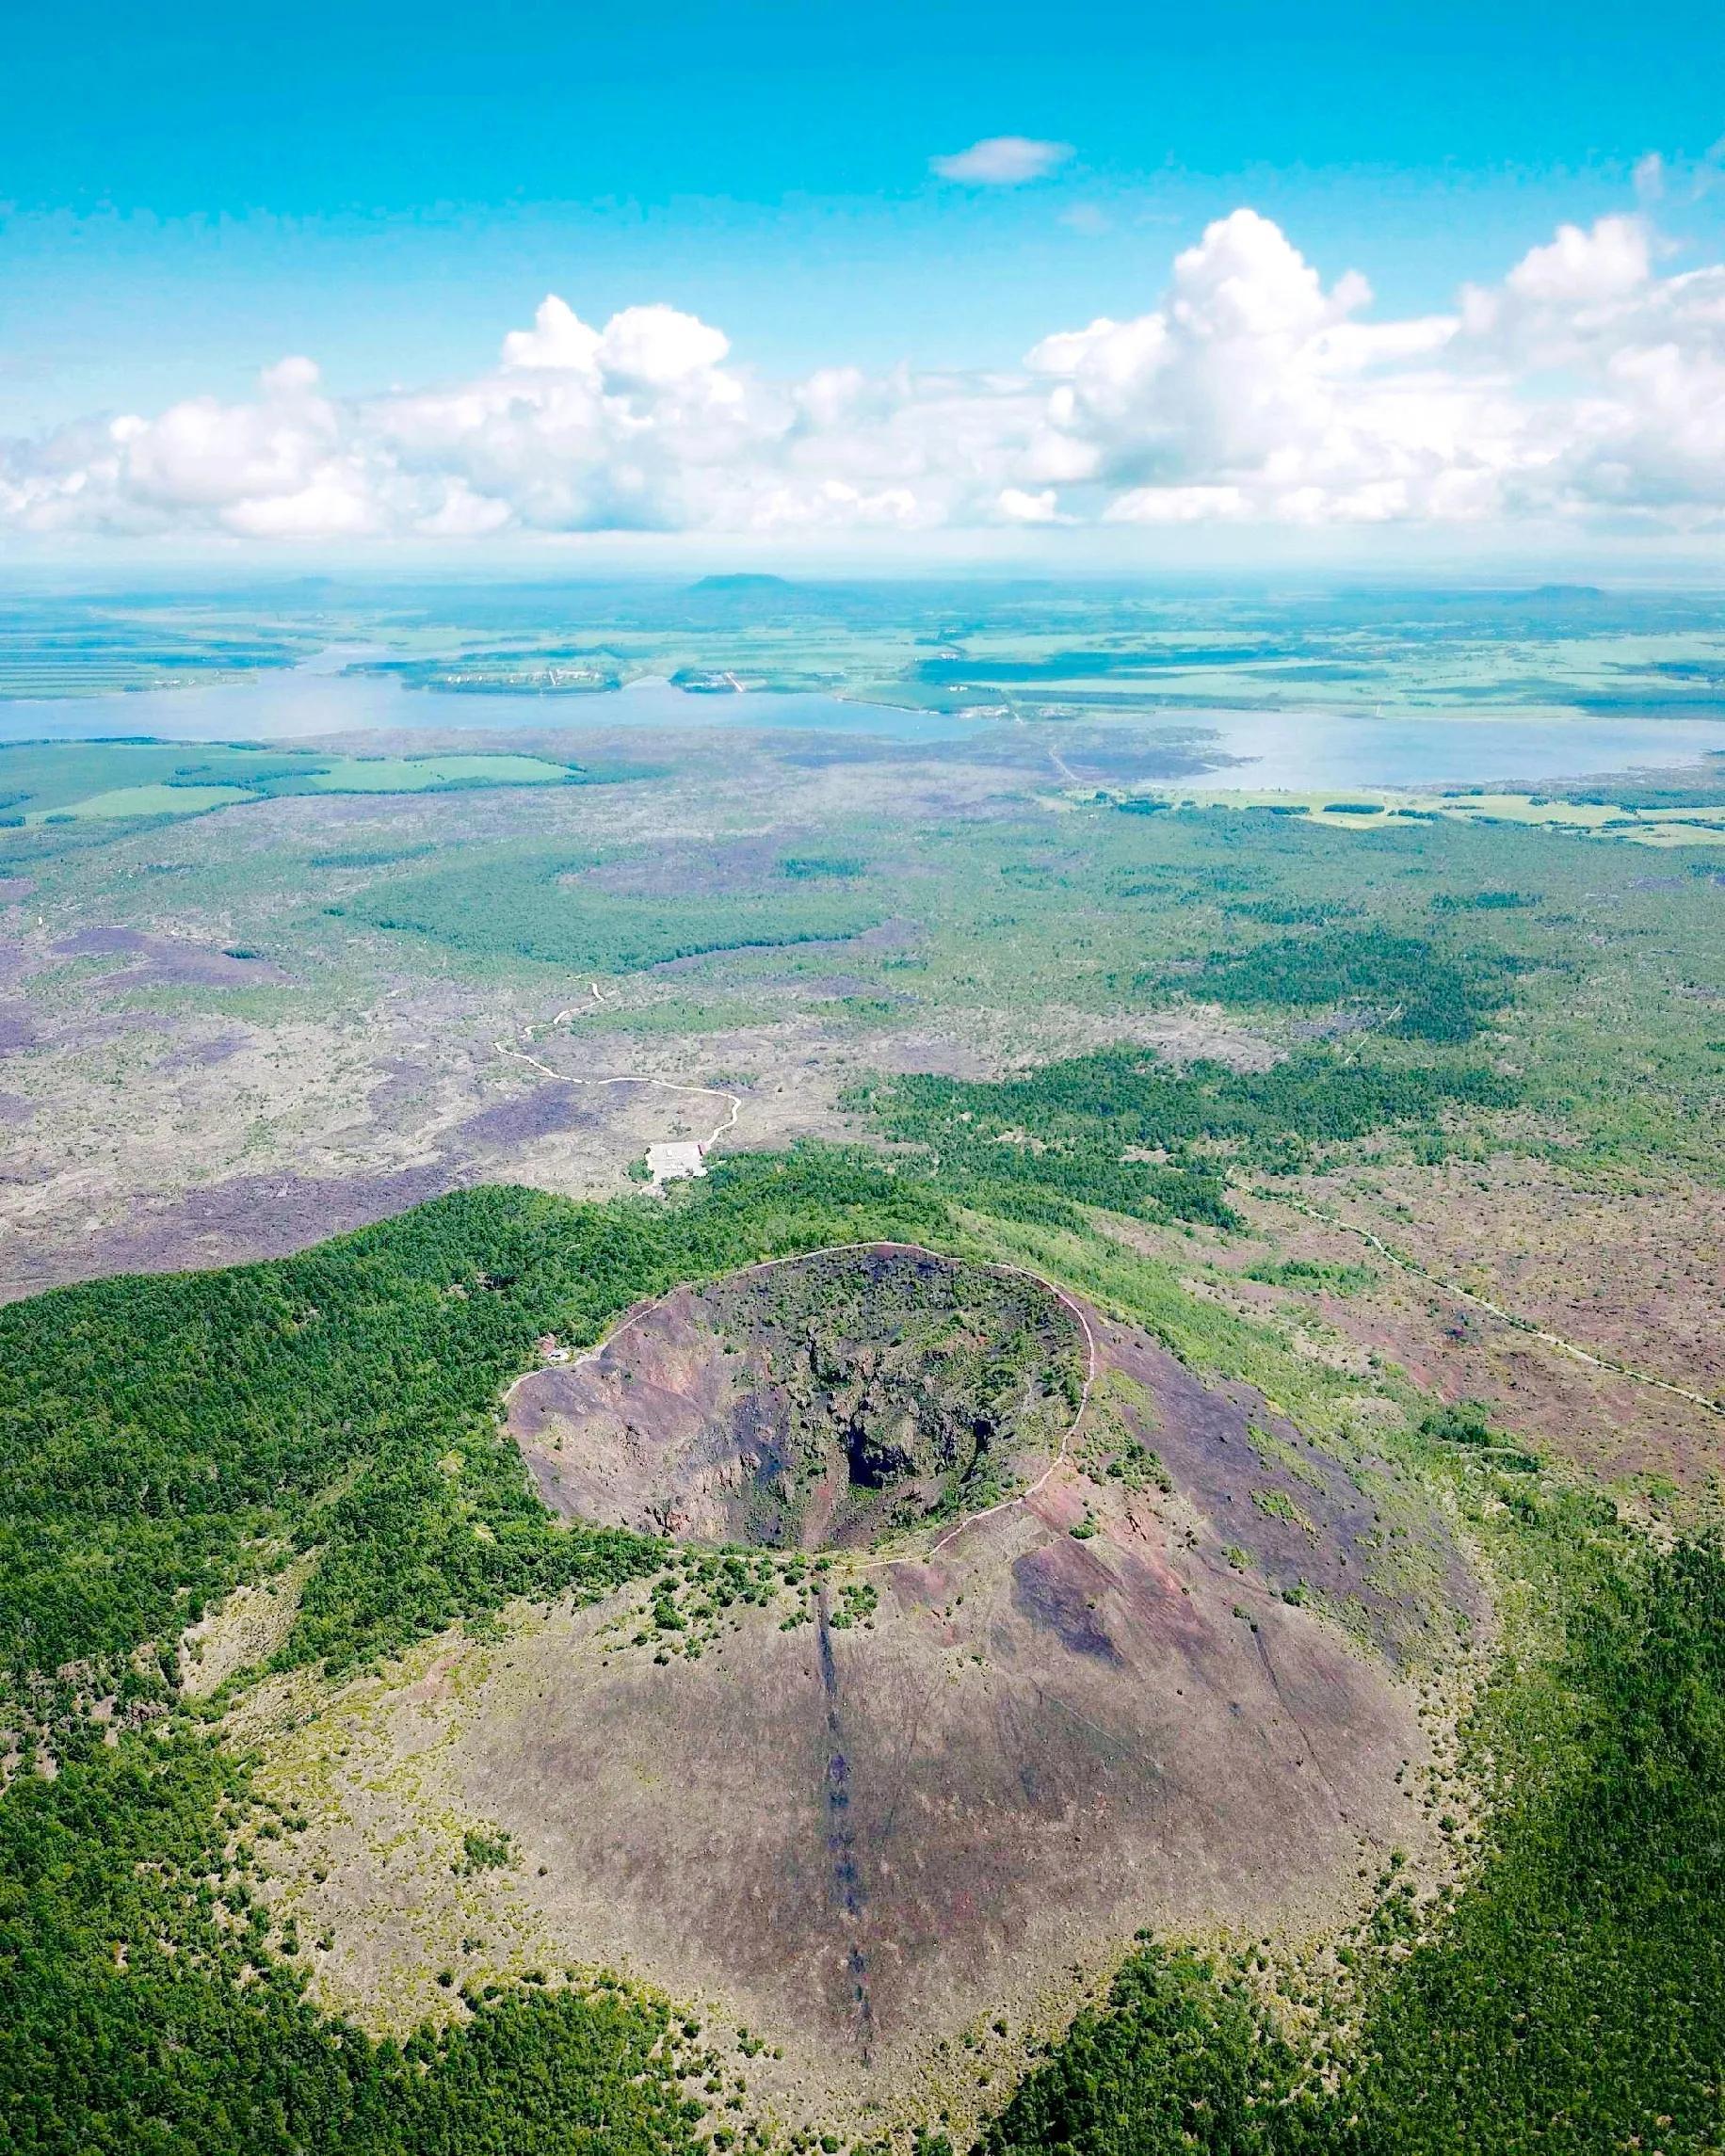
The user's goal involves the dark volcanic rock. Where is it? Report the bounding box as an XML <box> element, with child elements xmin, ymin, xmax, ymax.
<box><xmin>0</xmin><ymin>1165</ymin><xmax>465</xmax><ymax>1302</ymax></box>
<box><xmin>459</xmin><ymin>1082</ymin><xmax>605</xmax><ymax>1149</ymax></box>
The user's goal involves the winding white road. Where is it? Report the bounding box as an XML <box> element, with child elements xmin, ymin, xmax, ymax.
<box><xmin>492</xmin><ymin>1009</ymin><xmax>743</xmax><ymax>1153</ymax></box>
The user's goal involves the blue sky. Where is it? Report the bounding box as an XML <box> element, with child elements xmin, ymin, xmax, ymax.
<box><xmin>8</xmin><ymin>0</ymin><xmax>1721</xmax><ymax>417</ymax></box>
<box><xmin>5</xmin><ymin>0</ymin><xmax>1725</xmax><ymax>559</ymax></box>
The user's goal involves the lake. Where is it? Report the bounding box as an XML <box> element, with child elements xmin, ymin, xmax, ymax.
<box><xmin>6</xmin><ymin>663</ymin><xmax>1725</xmax><ymax>789</ymax></box>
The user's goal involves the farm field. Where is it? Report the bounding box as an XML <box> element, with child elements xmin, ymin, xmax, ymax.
<box><xmin>1134</xmin><ymin>784</ymin><xmax>1725</xmax><ymax>841</ymax></box>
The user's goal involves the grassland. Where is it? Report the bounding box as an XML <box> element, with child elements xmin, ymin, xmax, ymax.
<box><xmin>9</xmin><ymin>579</ymin><xmax>1725</xmax><ymax>730</ymax></box>
<box><xmin>341</xmin><ymin>846</ymin><xmax>885</xmax><ymax>973</ymax></box>
<box><xmin>5</xmin><ymin>729</ymin><xmax>1721</xmax><ymax>1385</ymax></box>
<box><xmin>304</xmin><ymin>754</ymin><xmax>582</xmax><ymax>792</ymax></box>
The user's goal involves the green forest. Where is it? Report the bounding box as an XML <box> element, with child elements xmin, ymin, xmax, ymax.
<box><xmin>851</xmin><ymin>1044</ymin><xmax>1514</xmax><ymax>1225</ymax></box>
<box><xmin>0</xmin><ymin>1154</ymin><xmax>950</xmax><ymax>2154</ymax></box>
<box><xmin>1187</xmin><ymin>926</ymin><xmax>1521</xmax><ymax>1042</ymax></box>
<box><xmin>0</xmin><ymin>1152</ymin><xmax>950</xmax><ymax>1701</ymax></box>
<box><xmin>340</xmin><ymin>847</ymin><xmax>886</xmax><ymax>973</ymax></box>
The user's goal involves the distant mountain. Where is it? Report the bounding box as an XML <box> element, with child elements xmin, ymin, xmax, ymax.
<box><xmin>687</xmin><ymin>573</ymin><xmax>796</xmax><ymax>592</ymax></box>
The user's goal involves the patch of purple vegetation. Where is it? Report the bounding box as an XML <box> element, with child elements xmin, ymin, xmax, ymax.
<box><xmin>459</xmin><ymin>1082</ymin><xmax>606</xmax><ymax>1148</ymax></box>
<box><xmin>54</xmin><ymin>926</ymin><xmax>287</xmax><ymax>987</ymax></box>
<box><xmin>1012</xmin><ymin>1543</ymin><xmax>1124</xmax><ymax>1664</ymax></box>
<box><xmin>0</xmin><ymin>1003</ymin><xmax>40</xmax><ymax>1056</ymax></box>
<box><xmin>0</xmin><ymin>1164</ymin><xmax>468</xmax><ymax>1304</ymax></box>
<box><xmin>1103</xmin><ymin>1318</ymin><xmax>1480</xmax><ymax>1665</ymax></box>
<box><xmin>154</xmin><ymin>1034</ymin><xmax>247</xmax><ymax>1074</ymax></box>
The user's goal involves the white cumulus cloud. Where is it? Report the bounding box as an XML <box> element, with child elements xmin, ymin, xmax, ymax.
<box><xmin>8</xmin><ymin>203</ymin><xmax>1725</xmax><ymax>546</ymax></box>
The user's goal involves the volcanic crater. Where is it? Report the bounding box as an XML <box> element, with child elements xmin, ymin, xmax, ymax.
<box><xmin>266</xmin><ymin>1245</ymin><xmax>1478</xmax><ymax>2125</ymax></box>
<box><xmin>511</xmin><ymin>1245</ymin><xmax>1085</xmax><ymax>1550</ymax></box>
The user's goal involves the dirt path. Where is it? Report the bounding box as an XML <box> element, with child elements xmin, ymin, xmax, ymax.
<box><xmin>493</xmin><ymin>1012</ymin><xmax>743</xmax><ymax>1152</ymax></box>
<box><xmin>1277</xmin><ymin>1195</ymin><xmax>1724</xmax><ymax>1419</ymax></box>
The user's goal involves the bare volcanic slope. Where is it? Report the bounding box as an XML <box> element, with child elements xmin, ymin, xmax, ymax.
<box><xmin>261</xmin><ymin>1248</ymin><xmax>1474</xmax><ymax>2128</ymax></box>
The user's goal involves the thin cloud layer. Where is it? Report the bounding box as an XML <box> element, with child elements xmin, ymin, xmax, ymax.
<box><xmin>930</xmin><ymin>137</ymin><xmax>1075</xmax><ymax>185</ymax></box>
<box><xmin>6</xmin><ymin>205</ymin><xmax>1725</xmax><ymax>545</ymax></box>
